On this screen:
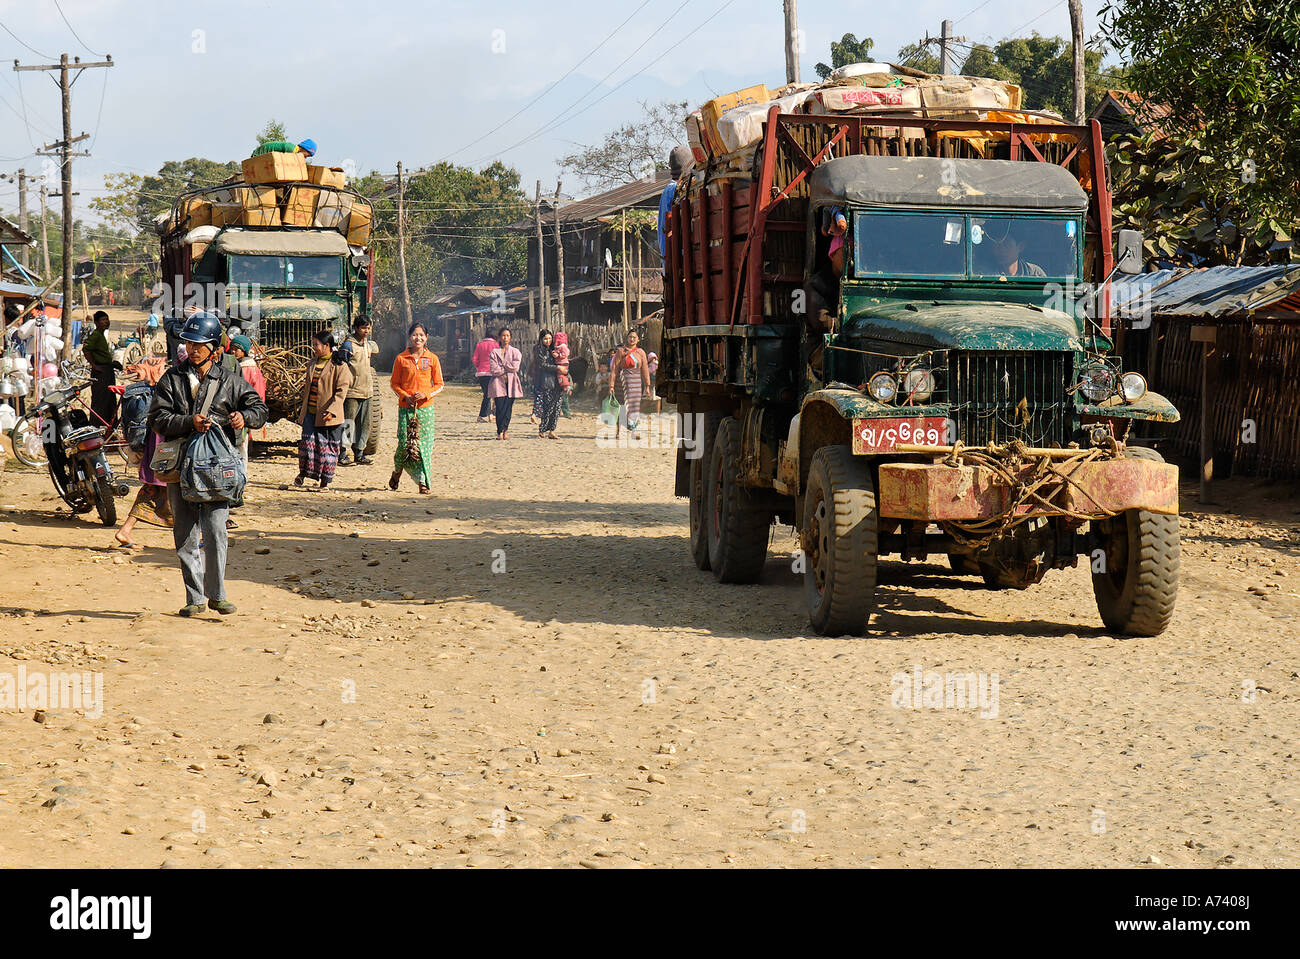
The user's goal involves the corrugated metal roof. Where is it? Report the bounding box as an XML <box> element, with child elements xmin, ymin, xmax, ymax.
<box><xmin>1108</xmin><ymin>266</ymin><xmax>1300</xmax><ymax>320</ymax></box>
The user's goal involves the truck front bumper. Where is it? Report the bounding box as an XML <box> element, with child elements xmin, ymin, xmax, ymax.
<box><xmin>876</xmin><ymin>457</ymin><xmax>1179</xmax><ymax>521</ymax></box>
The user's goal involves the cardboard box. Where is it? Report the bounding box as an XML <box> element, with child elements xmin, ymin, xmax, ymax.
<box><xmin>282</xmin><ymin>186</ymin><xmax>320</xmax><ymax>227</ymax></box>
<box><xmin>701</xmin><ymin>85</ymin><xmax>769</xmax><ymax>157</ymax></box>
<box><xmin>242</xmin><ymin>151</ymin><xmax>308</xmax><ymax>185</ymax></box>
<box><xmin>308</xmin><ymin>165</ymin><xmax>347</xmax><ymax>189</ymax></box>
<box><xmin>346</xmin><ymin>201</ymin><xmax>372</xmax><ymax>246</ymax></box>
<box><xmin>190</xmin><ymin>241</ymin><xmax>210</xmax><ymax>263</ymax></box>
<box><xmin>313</xmin><ymin>191</ymin><xmax>353</xmax><ymax>230</ymax></box>
<box><xmin>180</xmin><ymin>198</ymin><xmax>212</xmax><ymax>229</ymax></box>
<box><xmin>242</xmin><ymin>206</ymin><xmax>283</xmax><ymax>227</ymax></box>
<box><xmin>243</xmin><ymin>185</ymin><xmax>277</xmax><ymax>210</ymax></box>
<box><xmin>211</xmin><ymin>203</ymin><xmax>244</xmax><ymax>228</ymax></box>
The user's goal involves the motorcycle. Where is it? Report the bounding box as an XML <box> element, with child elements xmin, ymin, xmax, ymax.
<box><xmin>26</xmin><ymin>361</ymin><xmax>129</xmax><ymax>526</ymax></box>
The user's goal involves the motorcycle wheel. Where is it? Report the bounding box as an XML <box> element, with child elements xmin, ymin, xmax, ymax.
<box><xmin>10</xmin><ymin>413</ymin><xmax>48</xmax><ymax>467</ymax></box>
<box><xmin>93</xmin><ymin>474</ymin><xmax>117</xmax><ymax>526</ymax></box>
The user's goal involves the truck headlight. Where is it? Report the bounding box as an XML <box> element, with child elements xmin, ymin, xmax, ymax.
<box><xmin>902</xmin><ymin>368</ymin><xmax>935</xmax><ymax>403</ymax></box>
<box><xmin>1120</xmin><ymin>372</ymin><xmax>1147</xmax><ymax>402</ymax></box>
<box><xmin>867</xmin><ymin>372</ymin><xmax>897</xmax><ymax>403</ymax></box>
<box><xmin>1079</xmin><ymin>365</ymin><xmax>1115</xmax><ymax>402</ymax></box>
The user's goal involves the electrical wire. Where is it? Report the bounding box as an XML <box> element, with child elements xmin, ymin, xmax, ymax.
<box><xmin>52</xmin><ymin>0</ymin><xmax>106</xmax><ymax>57</ymax></box>
<box><xmin>0</xmin><ymin>17</ymin><xmax>54</xmax><ymax>59</ymax></box>
<box><xmin>436</xmin><ymin>0</ymin><xmax>655</xmax><ymax>163</ymax></box>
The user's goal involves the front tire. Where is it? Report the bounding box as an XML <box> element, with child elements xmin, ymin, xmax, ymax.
<box><xmin>10</xmin><ymin>413</ymin><xmax>48</xmax><ymax>467</ymax></box>
<box><xmin>706</xmin><ymin>416</ymin><xmax>770</xmax><ymax>583</ymax></box>
<box><xmin>802</xmin><ymin>445</ymin><xmax>878</xmax><ymax>636</ymax></box>
<box><xmin>1091</xmin><ymin>447</ymin><xmax>1179</xmax><ymax>636</ymax></box>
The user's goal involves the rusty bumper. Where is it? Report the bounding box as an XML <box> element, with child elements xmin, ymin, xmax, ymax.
<box><xmin>877</xmin><ymin>457</ymin><xmax>1179</xmax><ymax>521</ymax></box>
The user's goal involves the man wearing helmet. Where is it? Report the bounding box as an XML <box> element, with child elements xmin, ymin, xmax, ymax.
<box><xmin>147</xmin><ymin>311</ymin><xmax>268</xmax><ymax>617</ymax></box>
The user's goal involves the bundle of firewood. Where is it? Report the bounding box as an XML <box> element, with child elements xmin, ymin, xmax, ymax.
<box><xmin>256</xmin><ymin>344</ymin><xmax>312</xmax><ymax>421</ymax></box>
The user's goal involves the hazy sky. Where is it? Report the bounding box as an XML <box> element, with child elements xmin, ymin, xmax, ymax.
<box><xmin>0</xmin><ymin>0</ymin><xmax>1114</xmax><ymax>230</ymax></box>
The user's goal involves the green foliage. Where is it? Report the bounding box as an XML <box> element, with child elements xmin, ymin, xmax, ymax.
<box><xmin>1100</xmin><ymin>0</ymin><xmax>1300</xmax><ymax>250</ymax></box>
<box><xmin>815</xmin><ymin>33</ymin><xmax>875</xmax><ymax>80</ymax></box>
<box><xmin>959</xmin><ymin>34</ymin><xmax>1109</xmax><ymax>115</ymax></box>
<box><xmin>134</xmin><ymin>157</ymin><xmax>242</xmax><ymax>233</ymax></box>
<box><xmin>895</xmin><ymin>41</ymin><xmax>940</xmax><ymax>74</ymax></box>
<box><xmin>257</xmin><ymin>119</ymin><xmax>288</xmax><ymax>146</ymax></box>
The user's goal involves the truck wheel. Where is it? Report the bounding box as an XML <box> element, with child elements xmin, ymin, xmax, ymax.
<box><xmin>365</xmin><ymin>379</ymin><xmax>381</xmax><ymax>457</ymax></box>
<box><xmin>687</xmin><ymin>411</ymin><xmax>722</xmax><ymax>570</ymax></box>
<box><xmin>802</xmin><ymin>445</ymin><xmax>878</xmax><ymax>636</ymax></box>
<box><xmin>947</xmin><ymin>552</ymin><xmax>981</xmax><ymax>576</ymax></box>
<box><xmin>706</xmin><ymin>416</ymin><xmax>770</xmax><ymax>582</ymax></box>
<box><xmin>1091</xmin><ymin>447</ymin><xmax>1179</xmax><ymax>636</ymax></box>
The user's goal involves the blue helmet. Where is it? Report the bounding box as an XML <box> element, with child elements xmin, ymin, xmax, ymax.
<box><xmin>297</xmin><ymin>138</ymin><xmax>317</xmax><ymax>157</ymax></box>
<box><xmin>178</xmin><ymin>311</ymin><xmax>223</xmax><ymax>345</ymax></box>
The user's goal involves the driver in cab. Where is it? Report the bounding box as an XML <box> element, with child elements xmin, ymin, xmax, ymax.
<box><xmin>976</xmin><ymin>221</ymin><xmax>1045</xmax><ymax>278</ymax></box>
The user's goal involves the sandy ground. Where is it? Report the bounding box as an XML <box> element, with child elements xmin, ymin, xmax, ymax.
<box><xmin>0</xmin><ymin>377</ymin><xmax>1296</xmax><ymax>869</ymax></box>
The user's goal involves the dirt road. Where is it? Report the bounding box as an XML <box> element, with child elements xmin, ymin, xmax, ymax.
<box><xmin>0</xmin><ymin>382</ymin><xmax>1295</xmax><ymax>867</ymax></box>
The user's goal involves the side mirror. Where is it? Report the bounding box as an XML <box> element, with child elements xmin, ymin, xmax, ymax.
<box><xmin>1116</xmin><ymin>229</ymin><xmax>1144</xmax><ymax>275</ymax></box>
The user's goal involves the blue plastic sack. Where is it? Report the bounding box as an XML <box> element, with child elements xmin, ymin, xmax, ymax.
<box><xmin>180</xmin><ymin>424</ymin><xmax>246</xmax><ymax>505</ymax></box>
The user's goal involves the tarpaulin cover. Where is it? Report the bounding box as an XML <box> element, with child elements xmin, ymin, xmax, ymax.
<box><xmin>809</xmin><ymin>155</ymin><xmax>1089</xmax><ymax>212</ymax></box>
<box><xmin>214</xmin><ymin>229</ymin><xmax>349</xmax><ymax>257</ymax></box>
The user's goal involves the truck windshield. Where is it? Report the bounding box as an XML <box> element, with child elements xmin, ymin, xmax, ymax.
<box><xmin>852</xmin><ymin>212</ymin><xmax>1080</xmax><ymax>281</ymax></box>
<box><xmin>228</xmin><ymin>255</ymin><xmax>342</xmax><ymax>288</ymax></box>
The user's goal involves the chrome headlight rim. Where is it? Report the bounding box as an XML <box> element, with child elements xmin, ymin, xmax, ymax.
<box><xmin>901</xmin><ymin>368</ymin><xmax>935</xmax><ymax>403</ymax></box>
<box><xmin>867</xmin><ymin>371</ymin><xmax>898</xmax><ymax>404</ymax></box>
<box><xmin>1119</xmin><ymin>371</ymin><xmax>1147</xmax><ymax>403</ymax></box>
<box><xmin>1079</xmin><ymin>364</ymin><xmax>1116</xmax><ymax>402</ymax></box>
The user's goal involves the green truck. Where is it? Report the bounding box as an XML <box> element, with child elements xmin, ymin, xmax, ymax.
<box><xmin>158</xmin><ymin>182</ymin><xmax>379</xmax><ymax>438</ymax></box>
<box><xmin>660</xmin><ymin>111</ymin><xmax>1180</xmax><ymax>636</ymax></box>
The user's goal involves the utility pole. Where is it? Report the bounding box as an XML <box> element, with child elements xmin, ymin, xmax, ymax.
<box><xmin>17</xmin><ymin>168</ymin><xmax>28</xmax><ymax>269</ymax></box>
<box><xmin>534</xmin><ymin>180</ymin><xmax>548</xmax><ymax>325</ymax></box>
<box><xmin>17</xmin><ymin>53</ymin><xmax>113</xmax><ymax>358</ymax></box>
<box><xmin>39</xmin><ymin>184</ymin><xmax>51</xmax><ymax>279</ymax></box>
<box><xmin>396</xmin><ymin>161</ymin><xmax>413</xmax><ymax>329</ymax></box>
<box><xmin>1068</xmin><ymin>0</ymin><xmax>1086</xmax><ymax>124</ymax></box>
<box><xmin>553</xmin><ymin>181</ymin><xmax>566</xmax><ymax>330</ymax></box>
<box><xmin>782</xmin><ymin>0</ymin><xmax>801</xmax><ymax>85</ymax></box>
<box><xmin>939</xmin><ymin>20</ymin><xmax>955</xmax><ymax>75</ymax></box>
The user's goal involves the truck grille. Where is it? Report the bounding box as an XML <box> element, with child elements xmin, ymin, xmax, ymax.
<box><xmin>947</xmin><ymin>351</ymin><xmax>1074</xmax><ymax>447</ymax></box>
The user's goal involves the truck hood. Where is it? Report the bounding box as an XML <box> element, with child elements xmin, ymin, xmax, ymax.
<box><xmin>843</xmin><ymin>300</ymin><xmax>1082</xmax><ymax>352</ymax></box>
<box><xmin>253</xmin><ymin>297</ymin><xmax>345</xmax><ymax>322</ymax></box>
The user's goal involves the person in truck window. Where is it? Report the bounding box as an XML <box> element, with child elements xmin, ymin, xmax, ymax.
<box><xmin>975</xmin><ymin>221</ymin><xmax>1045</xmax><ymax>277</ymax></box>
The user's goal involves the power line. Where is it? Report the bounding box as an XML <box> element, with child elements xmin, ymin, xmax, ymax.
<box><xmin>468</xmin><ymin>0</ymin><xmax>696</xmax><ymax>164</ymax></box>
<box><xmin>0</xmin><ymin>17</ymin><xmax>54</xmax><ymax>59</ymax></box>
<box><xmin>51</xmin><ymin>0</ymin><xmax>105</xmax><ymax>57</ymax></box>
<box><xmin>437</xmin><ymin>0</ymin><xmax>655</xmax><ymax>163</ymax></box>
<box><xmin>476</xmin><ymin>0</ymin><xmax>738</xmax><ymax>164</ymax></box>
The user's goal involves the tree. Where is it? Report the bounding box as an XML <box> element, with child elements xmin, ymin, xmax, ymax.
<box><xmin>895</xmin><ymin>41</ymin><xmax>940</xmax><ymax>74</ymax></box>
<box><xmin>815</xmin><ymin>33</ymin><xmax>874</xmax><ymax>79</ymax></box>
<box><xmin>257</xmin><ymin>119</ymin><xmax>288</xmax><ymax>146</ymax></box>
<box><xmin>133</xmin><ymin>158</ymin><xmax>241</xmax><ymax>233</ymax></box>
<box><xmin>958</xmin><ymin>34</ymin><xmax>1109</xmax><ymax>116</ymax></box>
<box><xmin>89</xmin><ymin>172</ymin><xmax>144</xmax><ymax>232</ymax></box>
<box><xmin>1100</xmin><ymin>0</ymin><xmax>1300</xmax><ymax>246</ymax></box>
<box><xmin>558</xmin><ymin>99</ymin><xmax>690</xmax><ymax>191</ymax></box>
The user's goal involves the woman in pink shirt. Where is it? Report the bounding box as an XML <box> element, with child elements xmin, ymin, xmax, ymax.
<box><xmin>486</xmin><ymin>327</ymin><xmax>523</xmax><ymax>440</ymax></box>
<box><xmin>472</xmin><ymin>333</ymin><xmax>498</xmax><ymax>423</ymax></box>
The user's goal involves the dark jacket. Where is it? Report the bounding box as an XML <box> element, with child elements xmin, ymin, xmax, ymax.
<box><xmin>148</xmin><ymin>361</ymin><xmax>268</xmax><ymax>446</ymax></box>
<box><xmin>532</xmin><ymin>345</ymin><xmax>558</xmax><ymax>393</ymax></box>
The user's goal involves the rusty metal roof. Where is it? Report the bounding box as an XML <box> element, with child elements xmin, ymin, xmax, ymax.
<box><xmin>1108</xmin><ymin>266</ymin><xmax>1300</xmax><ymax>320</ymax></box>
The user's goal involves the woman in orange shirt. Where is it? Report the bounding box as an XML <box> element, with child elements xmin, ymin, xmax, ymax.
<box><xmin>389</xmin><ymin>322</ymin><xmax>443</xmax><ymax>494</ymax></box>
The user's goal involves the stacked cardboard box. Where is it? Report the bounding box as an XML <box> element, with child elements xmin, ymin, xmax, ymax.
<box><xmin>282</xmin><ymin>186</ymin><xmax>319</xmax><ymax>227</ymax></box>
<box><xmin>307</xmin><ymin>165</ymin><xmax>347</xmax><ymax>189</ymax></box>
<box><xmin>242</xmin><ymin>151</ymin><xmax>308</xmax><ymax>184</ymax></box>
<box><xmin>346</xmin><ymin>201</ymin><xmax>372</xmax><ymax>246</ymax></box>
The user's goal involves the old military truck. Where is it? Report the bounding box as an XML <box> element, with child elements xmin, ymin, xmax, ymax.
<box><xmin>659</xmin><ymin>111</ymin><xmax>1180</xmax><ymax>636</ymax></box>
<box><xmin>158</xmin><ymin>180</ymin><xmax>380</xmax><ymax>443</ymax></box>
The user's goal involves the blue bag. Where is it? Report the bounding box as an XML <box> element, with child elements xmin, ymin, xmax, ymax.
<box><xmin>121</xmin><ymin>381</ymin><xmax>155</xmax><ymax>453</ymax></box>
<box><xmin>180</xmin><ymin>415</ymin><xmax>246</xmax><ymax>505</ymax></box>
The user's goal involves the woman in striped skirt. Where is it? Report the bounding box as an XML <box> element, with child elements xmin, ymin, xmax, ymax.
<box><xmin>608</xmin><ymin>329</ymin><xmax>652</xmax><ymax>439</ymax></box>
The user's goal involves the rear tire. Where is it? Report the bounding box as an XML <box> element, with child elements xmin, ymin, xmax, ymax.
<box><xmin>802</xmin><ymin>445</ymin><xmax>878</xmax><ymax>636</ymax></box>
<box><xmin>687</xmin><ymin>410</ymin><xmax>722</xmax><ymax>570</ymax></box>
<box><xmin>706</xmin><ymin>416</ymin><xmax>770</xmax><ymax>583</ymax></box>
<box><xmin>1091</xmin><ymin>447</ymin><xmax>1179</xmax><ymax>636</ymax></box>
<box><xmin>947</xmin><ymin>552</ymin><xmax>981</xmax><ymax>576</ymax></box>
<box><xmin>93</xmin><ymin>475</ymin><xmax>117</xmax><ymax>527</ymax></box>
<box><xmin>365</xmin><ymin>378</ymin><xmax>381</xmax><ymax>456</ymax></box>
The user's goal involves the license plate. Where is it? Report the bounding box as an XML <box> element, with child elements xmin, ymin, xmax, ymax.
<box><xmin>852</xmin><ymin>416</ymin><xmax>949</xmax><ymax>454</ymax></box>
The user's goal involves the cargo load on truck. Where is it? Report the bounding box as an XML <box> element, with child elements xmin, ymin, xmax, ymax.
<box><xmin>657</xmin><ymin>70</ymin><xmax>1181</xmax><ymax>639</ymax></box>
